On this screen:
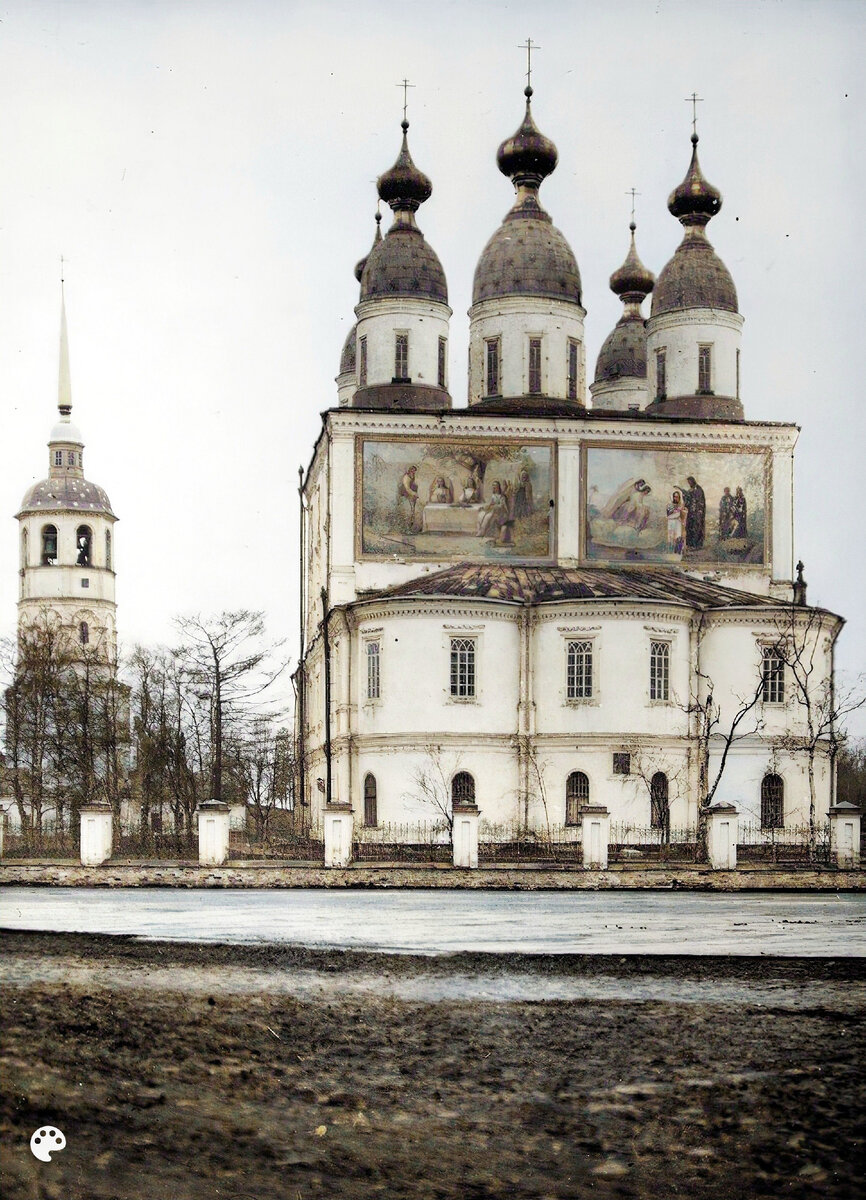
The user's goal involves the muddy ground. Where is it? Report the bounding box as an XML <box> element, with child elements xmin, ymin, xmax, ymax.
<box><xmin>1</xmin><ymin>933</ymin><xmax>864</xmax><ymax>1200</ymax></box>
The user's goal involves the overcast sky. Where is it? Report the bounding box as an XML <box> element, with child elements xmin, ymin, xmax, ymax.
<box><xmin>1</xmin><ymin>0</ymin><xmax>864</xmax><ymax>731</ymax></box>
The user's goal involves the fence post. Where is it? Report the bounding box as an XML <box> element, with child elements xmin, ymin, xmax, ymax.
<box><xmin>80</xmin><ymin>803</ymin><xmax>113</xmax><ymax>866</ymax></box>
<box><xmin>452</xmin><ymin>803</ymin><xmax>479</xmax><ymax>869</ymax></box>
<box><xmin>581</xmin><ymin>805</ymin><xmax>610</xmax><ymax>870</ymax></box>
<box><xmin>828</xmin><ymin>803</ymin><xmax>861</xmax><ymax>869</ymax></box>
<box><xmin>196</xmin><ymin>800</ymin><xmax>231</xmax><ymax>866</ymax></box>
<box><xmin>324</xmin><ymin>802</ymin><xmax>354</xmax><ymax>868</ymax></box>
<box><xmin>707</xmin><ymin>803</ymin><xmax>738</xmax><ymax>870</ymax></box>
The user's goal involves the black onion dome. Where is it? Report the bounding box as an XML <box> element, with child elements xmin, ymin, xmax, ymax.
<box><xmin>594</xmin><ymin>320</ymin><xmax>648</xmax><ymax>383</ymax></box>
<box><xmin>668</xmin><ymin>134</ymin><xmax>722</xmax><ymax>225</ymax></box>
<box><xmin>19</xmin><ymin>476</ymin><xmax>114</xmax><ymax>517</ymax></box>
<box><xmin>609</xmin><ymin>225</ymin><xmax>655</xmax><ymax>299</ymax></box>
<box><xmin>473</xmin><ymin>212</ymin><xmax>582</xmax><ymax>304</ymax></box>
<box><xmin>339</xmin><ymin>323</ymin><xmax>357</xmax><ymax>374</ymax></box>
<box><xmin>360</xmin><ymin>228</ymin><xmax>448</xmax><ymax>303</ymax></box>
<box><xmin>377</xmin><ymin>121</ymin><xmax>432</xmax><ymax>212</ymax></box>
<box><xmin>497</xmin><ymin>87</ymin><xmax>558</xmax><ymax>186</ymax></box>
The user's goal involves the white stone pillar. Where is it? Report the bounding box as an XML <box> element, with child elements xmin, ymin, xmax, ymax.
<box><xmin>581</xmin><ymin>805</ymin><xmax>610</xmax><ymax>870</ymax></box>
<box><xmin>196</xmin><ymin>800</ymin><xmax>231</xmax><ymax>866</ymax></box>
<box><xmin>707</xmin><ymin>803</ymin><xmax>738</xmax><ymax>870</ymax></box>
<box><xmin>80</xmin><ymin>803</ymin><xmax>113</xmax><ymax>866</ymax></box>
<box><xmin>829</xmin><ymin>803</ymin><xmax>861</xmax><ymax>869</ymax></box>
<box><xmin>324</xmin><ymin>803</ymin><xmax>354</xmax><ymax>868</ymax></box>
<box><xmin>452</xmin><ymin>803</ymin><xmax>480</xmax><ymax>869</ymax></box>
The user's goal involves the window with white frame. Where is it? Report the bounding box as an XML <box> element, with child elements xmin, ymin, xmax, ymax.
<box><xmin>761</xmin><ymin>647</ymin><xmax>785</xmax><ymax>704</ymax></box>
<box><xmin>655</xmin><ymin>349</ymin><xmax>666</xmax><ymax>398</ymax></box>
<box><xmin>565</xmin><ymin>771</ymin><xmax>589</xmax><ymax>825</ymax></box>
<box><xmin>567</xmin><ymin>339</ymin><xmax>579</xmax><ymax>401</ymax></box>
<box><xmin>366</xmin><ymin>640</ymin><xmax>381</xmax><ymax>700</ymax></box>
<box><xmin>485</xmin><ymin>337</ymin><xmax>500</xmax><ymax>396</ymax></box>
<box><xmin>761</xmin><ymin>774</ymin><xmax>784</xmax><ymax>828</ymax></box>
<box><xmin>566</xmin><ymin>640</ymin><xmax>593</xmax><ymax>700</ymax></box>
<box><xmin>613</xmin><ymin>752</ymin><xmax>631</xmax><ymax>776</ymax></box>
<box><xmin>698</xmin><ymin>344</ymin><xmax>713</xmax><ymax>393</ymax></box>
<box><xmin>528</xmin><ymin>337</ymin><xmax>542</xmax><ymax>394</ymax></box>
<box><xmin>649</xmin><ymin>641</ymin><xmax>670</xmax><ymax>701</ymax></box>
<box><xmin>450</xmin><ymin>637</ymin><xmax>476</xmax><ymax>699</ymax></box>
<box><xmin>438</xmin><ymin>336</ymin><xmax>447</xmax><ymax>388</ymax></box>
<box><xmin>359</xmin><ymin>335</ymin><xmax>367</xmax><ymax>387</ymax></box>
<box><xmin>394</xmin><ymin>332</ymin><xmax>409</xmax><ymax>380</ymax></box>
<box><xmin>54</xmin><ymin>450</ymin><xmax>63</xmax><ymax>467</ymax></box>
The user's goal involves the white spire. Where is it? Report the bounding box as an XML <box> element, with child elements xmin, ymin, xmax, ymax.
<box><xmin>58</xmin><ymin>270</ymin><xmax>72</xmax><ymax>415</ymax></box>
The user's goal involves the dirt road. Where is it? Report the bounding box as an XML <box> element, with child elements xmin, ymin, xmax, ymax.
<box><xmin>1</xmin><ymin>933</ymin><xmax>864</xmax><ymax>1199</ymax></box>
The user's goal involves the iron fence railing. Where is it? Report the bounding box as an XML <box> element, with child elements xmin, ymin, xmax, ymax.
<box><xmin>228</xmin><ymin>827</ymin><xmax>324</xmax><ymax>861</ymax></box>
<box><xmin>354</xmin><ymin>821</ymin><xmax>452</xmax><ymax>863</ymax></box>
<box><xmin>608</xmin><ymin>823</ymin><xmax>698</xmax><ymax>863</ymax></box>
<box><xmin>737</xmin><ymin>821</ymin><xmax>831</xmax><ymax>865</ymax></box>
<box><xmin>478</xmin><ymin>820</ymin><xmax>583</xmax><ymax>864</ymax></box>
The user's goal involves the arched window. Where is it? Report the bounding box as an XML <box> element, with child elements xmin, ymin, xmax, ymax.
<box><xmin>761</xmin><ymin>774</ymin><xmax>784</xmax><ymax>829</ymax></box>
<box><xmin>105</xmin><ymin>529</ymin><xmax>112</xmax><ymax>571</ymax></box>
<box><xmin>451</xmin><ymin>771</ymin><xmax>475</xmax><ymax>807</ymax></box>
<box><xmin>650</xmin><ymin>772</ymin><xmax>670</xmax><ymax>833</ymax></box>
<box><xmin>76</xmin><ymin>525</ymin><xmax>92</xmax><ymax>567</ymax></box>
<box><xmin>79</xmin><ymin>621</ymin><xmax>89</xmax><ymax>646</ymax></box>
<box><xmin>41</xmin><ymin>524</ymin><xmax>58</xmax><ymax>565</ymax></box>
<box><xmin>565</xmin><ymin>771</ymin><xmax>590</xmax><ymax>826</ymax></box>
<box><xmin>21</xmin><ymin>528</ymin><xmax>29</xmax><ymax>569</ymax></box>
<box><xmin>363</xmin><ymin>773</ymin><xmax>377</xmax><ymax>828</ymax></box>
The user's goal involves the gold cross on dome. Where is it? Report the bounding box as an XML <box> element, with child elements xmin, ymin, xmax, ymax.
<box><xmin>685</xmin><ymin>92</ymin><xmax>704</xmax><ymax>135</ymax></box>
<box><xmin>518</xmin><ymin>38</ymin><xmax>540</xmax><ymax>89</ymax></box>
<box><xmin>396</xmin><ymin>78</ymin><xmax>415</xmax><ymax>122</ymax></box>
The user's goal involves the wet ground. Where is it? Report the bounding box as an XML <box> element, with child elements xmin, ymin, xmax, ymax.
<box><xmin>3</xmin><ymin>886</ymin><xmax>865</xmax><ymax>954</ymax></box>
<box><xmin>1</xmin><ymin>932</ymin><xmax>864</xmax><ymax>1199</ymax></box>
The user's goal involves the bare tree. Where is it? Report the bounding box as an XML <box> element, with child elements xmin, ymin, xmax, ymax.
<box><xmin>402</xmin><ymin>744</ymin><xmax>462</xmax><ymax>841</ymax></box>
<box><xmin>232</xmin><ymin>719</ymin><xmax>293</xmax><ymax>843</ymax></box>
<box><xmin>174</xmin><ymin>611</ymin><xmax>286</xmax><ymax>807</ymax></box>
<box><xmin>768</xmin><ymin>605</ymin><xmax>865</xmax><ymax>845</ymax></box>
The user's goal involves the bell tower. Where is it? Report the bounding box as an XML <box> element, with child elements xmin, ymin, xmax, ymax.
<box><xmin>16</xmin><ymin>283</ymin><xmax>118</xmax><ymax>663</ymax></box>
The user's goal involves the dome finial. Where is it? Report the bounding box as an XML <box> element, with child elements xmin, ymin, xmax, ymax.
<box><xmin>58</xmin><ymin>258</ymin><xmax>72</xmax><ymax>418</ymax></box>
<box><xmin>377</xmin><ymin>85</ymin><xmax>432</xmax><ymax>216</ymax></box>
<box><xmin>668</xmin><ymin>95</ymin><xmax>722</xmax><ymax>226</ymax></box>
<box><xmin>610</xmin><ymin>197</ymin><xmax>655</xmax><ymax>305</ymax></box>
<box><xmin>355</xmin><ymin>206</ymin><xmax>383</xmax><ymax>282</ymax></box>
<box><xmin>497</xmin><ymin>48</ymin><xmax>557</xmax><ymax>194</ymax></box>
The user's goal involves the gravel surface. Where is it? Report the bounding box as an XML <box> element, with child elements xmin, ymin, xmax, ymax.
<box><xmin>1</xmin><ymin>933</ymin><xmax>864</xmax><ymax>1199</ymax></box>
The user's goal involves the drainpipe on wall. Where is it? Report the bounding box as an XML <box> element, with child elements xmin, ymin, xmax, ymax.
<box><xmin>321</xmin><ymin>587</ymin><xmax>332</xmax><ymax>809</ymax></box>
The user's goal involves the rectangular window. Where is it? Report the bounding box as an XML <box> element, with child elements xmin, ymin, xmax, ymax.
<box><xmin>528</xmin><ymin>337</ymin><xmax>542</xmax><ymax>394</ymax></box>
<box><xmin>359</xmin><ymin>336</ymin><xmax>367</xmax><ymax>387</ymax></box>
<box><xmin>566</xmin><ymin>640</ymin><xmax>593</xmax><ymax>700</ymax></box>
<box><xmin>698</xmin><ymin>344</ymin><xmax>712</xmax><ymax>393</ymax></box>
<box><xmin>485</xmin><ymin>338</ymin><xmax>500</xmax><ymax>396</ymax></box>
<box><xmin>735</xmin><ymin>348</ymin><xmax>740</xmax><ymax>399</ymax></box>
<box><xmin>81</xmin><ymin>578</ymin><xmax>90</xmax><ymax>588</ymax></box>
<box><xmin>567</xmin><ymin>339</ymin><xmax>579</xmax><ymax>401</ymax></box>
<box><xmin>613</xmin><ymin>752</ymin><xmax>631</xmax><ymax>776</ymax></box>
<box><xmin>450</xmin><ymin>637</ymin><xmax>476</xmax><ymax>699</ymax></box>
<box><xmin>655</xmin><ymin>349</ymin><xmax>666</xmax><ymax>398</ymax></box>
<box><xmin>762</xmin><ymin>647</ymin><xmax>785</xmax><ymax>704</ymax></box>
<box><xmin>394</xmin><ymin>332</ymin><xmax>409</xmax><ymax>380</ymax></box>
<box><xmin>67</xmin><ymin>451</ymin><xmax>75</xmax><ymax>466</ymax></box>
<box><xmin>438</xmin><ymin>337</ymin><xmax>447</xmax><ymax>388</ymax></box>
<box><xmin>54</xmin><ymin>450</ymin><xmax>63</xmax><ymax>466</ymax></box>
<box><xmin>650</xmin><ymin>641</ymin><xmax>670</xmax><ymax>701</ymax></box>
<box><xmin>366</xmin><ymin>640</ymin><xmax>380</xmax><ymax>701</ymax></box>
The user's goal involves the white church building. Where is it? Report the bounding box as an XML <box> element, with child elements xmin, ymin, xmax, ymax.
<box><xmin>300</xmin><ymin>86</ymin><xmax>843</xmax><ymax>843</ymax></box>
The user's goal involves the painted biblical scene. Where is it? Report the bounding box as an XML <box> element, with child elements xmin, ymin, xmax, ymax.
<box><xmin>585</xmin><ymin>446</ymin><xmax>767</xmax><ymax>565</ymax></box>
<box><xmin>360</xmin><ymin>439</ymin><xmax>554</xmax><ymax>561</ymax></box>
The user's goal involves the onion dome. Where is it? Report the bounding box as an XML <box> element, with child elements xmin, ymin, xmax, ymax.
<box><xmin>473</xmin><ymin>87</ymin><xmax>581</xmax><ymax>305</ymax></box>
<box><xmin>594</xmin><ymin>223</ymin><xmax>655</xmax><ymax>384</ymax></box>
<box><xmin>377</xmin><ymin>120</ymin><xmax>432</xmax><ymax>211</ymax></box>
<box><xmin>496</xmin><ymin>86</ymin><xmax>558</xmax><ymax>187</ymax></box>
<box><xmin>360</xmin><ymin>120</ymin><xmax>447</xmax><ymax>304</ymax></box>
<box><xmin>339</xmin><ymin>323</ymin><xmax>356</xmax><ymax>375</ymax></box>
<box><xmin>652</xmin><ymin>133</ymin><xmax>737</xmax><ymax>316</ymax></box>
<box><xmin>354</xmin><ymin>211</ymin><xmax>382</xmax><ymax>283</ymax></box>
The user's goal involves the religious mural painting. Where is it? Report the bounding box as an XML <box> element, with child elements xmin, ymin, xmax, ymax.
<box><xmin>358</xmin><ymin>437</ymin><xmax>554</xmax><ymax>561</ymax></box>
<box><xmin>583</xmin><ymin>445</ymin><xmax>768</xmax><ymax>565</ymax></box>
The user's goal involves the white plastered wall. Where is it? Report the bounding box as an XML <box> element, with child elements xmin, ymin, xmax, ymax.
<box><xmin>354</xmin><ymin>297</ymin><xmax>451</xmax><ymax>389</ymax></box>
<box><xmin>467</xmin><ymin>296</ymin><xmax>586</xmax><ymax>404</ymax></box>
<box><xmin>646</xmin><ymin>308</ymin><xmax>743</xmax><ymax>401</ymax></box>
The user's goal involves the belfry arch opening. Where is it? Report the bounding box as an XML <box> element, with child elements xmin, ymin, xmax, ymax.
<box><xmin>76</xmin><ymin>525</ymin><xmax>92</xmax><ymax>566</ymax></box>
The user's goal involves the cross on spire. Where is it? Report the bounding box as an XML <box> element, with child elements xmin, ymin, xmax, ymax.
<box><xmin>518</xmin><ymin>38</ymin><xmax>540</xmax><ymax>90</ymax></box>
<box><xmin>685</xmin><ymin>92</ymin><xmax>704</xmax><ymax>136</ymax></box>
<box><xmin>396</xmin><ymin>78</ymin><xmax>415</xmax><ymax>123</ymax></box>
<box><xmin>626</xmin><ymin>188</ymin><xmax>641</xmax><ymax>224</ymax></box>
